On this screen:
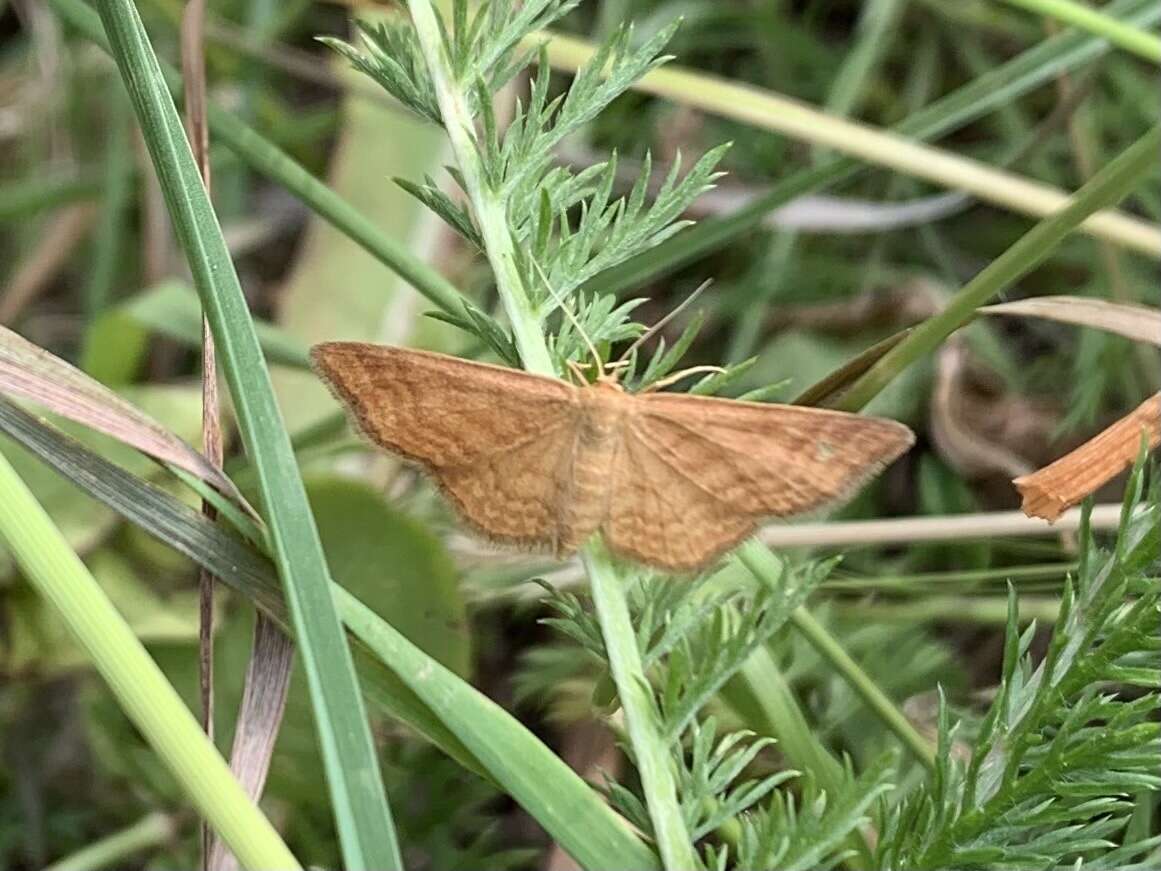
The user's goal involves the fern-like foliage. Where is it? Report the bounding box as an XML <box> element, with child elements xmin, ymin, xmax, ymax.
<box><xmin>711</xmin><ymin>752</ymin><xmax>896</xmax><ymax>871</ymax></box>
<box><xmin>878</xmin><ymin>468</ymin><xmax>1161</xmax><ymax>870</ymax></box>
<box><xmin>534</xmin><ymin>555</ymin><xmax>893</xmax><ymax>866</ymax></box>
<box><xmin>649</xmin><ymin>559</ymin><xmax>833</xmax><ymax>740</ymax></box>
<box><xmin>326</xmin><ymin>0</ymin><xmax>727</xmax><ymax>376</ymax></box>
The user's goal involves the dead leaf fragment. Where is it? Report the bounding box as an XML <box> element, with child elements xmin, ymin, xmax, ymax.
<box><xmin>980</xmin><ymin>296</ymin><xmax>1161</xmax><ymax>347</ymax></box>
<box><xmin>0</xmin><ymin>324</ymin><xmax>252</xmax><ymax>515</ymax></box>
<box><xmin>930</xmin><ymin>339</ymin><xmax>1035</xmax><ymax>480</ymax></box>
<box><xmin>1014</xmin><ymin>392</ymin><xmax>1161</xmax><ymax>521</ymax></box>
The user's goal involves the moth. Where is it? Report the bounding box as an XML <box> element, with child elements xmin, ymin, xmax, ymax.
<box><xmin>311</xmin><ymin>343</ymin><xmax>914</xmax><ymax>572</ymax></box>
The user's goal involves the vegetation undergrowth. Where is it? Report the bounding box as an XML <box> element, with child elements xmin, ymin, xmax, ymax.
<box><xmin>0</xmin><ymin>1</ymin><xmax>1157</xmax><ymax>869</ymax></box>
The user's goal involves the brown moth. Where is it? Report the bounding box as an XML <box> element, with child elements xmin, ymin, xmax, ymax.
<box><xmin>311</xmin><ymin>343</ymin><xmax>914</xmax><ymax>572</ymax></box>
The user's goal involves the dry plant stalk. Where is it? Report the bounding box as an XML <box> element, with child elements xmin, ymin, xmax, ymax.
<box><xmin>0</xmin><ymin>204</ymin><xmax>97</xmax><ymax>324</ymax></box>
<box><xmin>312</xmin><ymin>343</ymin><xmax>914</xmax><ymax>571</ymax></box>
<box><xmin>1014</xmin><ymin>392</ymin><xmax>1161</xmax><ymax>521</ymax></box>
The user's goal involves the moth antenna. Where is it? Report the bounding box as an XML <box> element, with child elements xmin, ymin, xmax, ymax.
<box><xmin>532</xmin><ymin>258</ymin><xmax>604</xmax><ymax>376</ymax></box>
<box><xmin>641</xmin><ymin>364</ymin><xmax>727</xmax><ymax>393</ymax></box>
<box><xmin>615</xmin><ymin>278</ymin><xmax>712</xmax><ymax>367</ymax></box>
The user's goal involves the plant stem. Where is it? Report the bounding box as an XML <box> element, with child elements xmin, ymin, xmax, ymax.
<box><xmin>43</xmin><ymin>812</ymin><xmax>176</xmax><ymax>871</ymax></box>
<box><xmin>585</xmin><ymin>544</ymin><xmax>699</xmax><ymax>871</ymax></box>
<box><xmin>0</xmin><ymin>173</ymin><xmax>101</xmax><ymax>221</ymax></box>
<box><xmin>405</xmin><ymin>3</ymin><xmax>692</xmax><ymax>865</ymax></box>
<box><xmin>834</xmin><ymin>595</ymin><xmax>1063</xmax><ymax>625</ymax></box>
<box><xmin>0</xmin><ymin>449</ymin><xmax>300</xmax><ymax>871</ymax></box>
<box><xmin>407</xmin><ymin>0</ymin><xmax>552</xmax><ymax>375</ymax></box>
<box><xmin>738</xmin><ymin>540</ymin><xmax>936</xmax><ymax>771</ymax></box>
<box><xmin>995</xmin><ymin>0</ymin><xmax>1161</xmax><ymax>63</ymax></box>
<box><xmin>791</xmin><ymin>608</ymin><xmax>937</xmax><ymax>770</ymax></box>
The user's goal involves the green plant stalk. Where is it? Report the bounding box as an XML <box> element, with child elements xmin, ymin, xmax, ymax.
<box><xmin>825</xmin><ymin>561</ymin><xmax>1075</xmax><ymax>593</ymax></box>
<box><xmin>0</xmin><ymin>450</ymin><xmax>299</xmax><ymax>871</ymax></box>
<box><xmin>83</xmin><ymin>85</ymin><xmax>133</xmax><ymax>318</ymax></box>
<box><xmin>835</xmin><ymin>123</ymin><xmax>1161</xmax><ymax>413</ymax></box>
<box><xmin>823</xmin><ymin>0</ymin><xmax>908</xmax><ymax>122</ymax></box>
<box><xmin>205</xmin><ymin>104</ymin><xmax>466</xmax><ymax>317</ymax></box>
<box><xmin>43</xmin><ymin>812</ymin><xmax>176</xmax><ymax>871</ymax></box>
<box><xmin>791</xmin><ymin>607</ymin><xmax>937</xmax><ymax>769</ymax></box>
<box><xmin>995</xmin><ymin>0</ymin><xmax>1161</xmax><ymax>63</ymax></box>
<box><xmin>91</xmin><ymin>0</ymin><xmax>401</xmax><ymax>866</ymax></box>
<box><xmin>724</xmin><ymin>648</ymin><xmax>846</xmax><ymax>791</ymax></box>
<box><xmin>404</xmin><ymin>2</ymin><xmax>691</xmax><ymax>865</ymax></box>
<box><xmin>406</xmin><ymin>0</ymin><xmax>552</xmax><ymax>373</ymax></box>
<box><xmin>835</xmin><ymin>595</ymin><xmax>1063</xmax><ymax>624</ymax></box>
<box><xmin>46</xmin><ymin>0</ymin><xmax>464</xmax><ymax>320</ymax></box>
<box><xmin>737</xmin><ymin>540</ymin><xmax>936</xmax><ymax>771</ymax></box>
<box><xmin>584</xmin><ymin>544</ymin><xmax>697</xmax><ymax>870</ymax></box>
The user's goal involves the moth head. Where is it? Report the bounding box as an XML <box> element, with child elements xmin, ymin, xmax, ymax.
<box><xmin>565</xmin><ymin>357</ymin><xmax>628</xmax><ymax>391</ymax></box>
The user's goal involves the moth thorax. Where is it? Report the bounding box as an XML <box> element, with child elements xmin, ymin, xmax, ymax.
<box><xmin>577</xmin><ymin>383</ymin><xmax>627</xmax><ymax>445</ymax></box>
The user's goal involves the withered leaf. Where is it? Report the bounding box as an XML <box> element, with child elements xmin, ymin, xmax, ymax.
<box><xmin>1014</xmin><ymin>392</ymin><xmax>1161</xmax><ymax>522</ymax></box>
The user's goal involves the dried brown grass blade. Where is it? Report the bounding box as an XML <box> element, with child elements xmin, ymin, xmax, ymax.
<box><xmin>1014</xmin><ymin>392</ymin><xmax>1161</xmax><ymax>521</ymax></box>
<box><xmin>207</xmin><ymin>616</ymin><xmax>294</xmax><ymax>871</ymax></box>
<box><xmin>980</xmin><ymin>296</ymin><xmax>1161</xmax><ymax>346</ymax></box>
<box><xmin>181</xmin><ymin>2</ymin><xmax>219</xmax><ymax>866</ymax></box>
<box><xmin>0</xmin><ymin>325</ymin><xmax>252</xmax><ymax>514</ymax></box>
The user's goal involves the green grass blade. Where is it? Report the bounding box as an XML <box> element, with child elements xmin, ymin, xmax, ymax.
<box><xmin>996</xmin><ymin>0</ymin><xmax>1161</xmax><ymax>63</ymax></box>
<box><xmin>42</xmin><ymin>812</ymin><xmax>176</xmax><ymax>871</ymax></box>
<box><xmin>0</xmin><ymin>399</ymin><xmax>661</xmax><ymax>871</ymax></box>
<box><xmin>0</xmin><ymin>449</ymin><xmax>300</xmax><ymax>871</ymax></box>
<box><xmin>339</xmin><ymin>586</ymin><xmax>663</xmax><ymax>871</ymax></box>
<box><xmin>122</xmin><ymin>281</ymin><xmax>311</xmax><ymax>369</ymax></box>
<box><xmin>48</xmin><ymin>0</ymin><xmax>465</xmax><ymax>320</ymax></box>
<box><xmin>83</xmin><ymin>85</ymin><xmax>134</xmax><ymax>318</ymax></box>
<box><xmin>90</xmin><ymin>0</ymin><xmax>401</xmax><ymax>865</ymax></box>
<box><xmin>0</xmin><ymin>173</ymin><xmax>101</xmax><ymax>221</ymax></box>
<box><xmin>834</xmin><ymin>123</ymin><xmax>1161</xmax><ymax>413</ymax></box>
<box><xmin>204</xmin><ymin>104</ymin><xmax>466</xmax><ymax>317</ymax></box>
<box><xmin>583</xmin><ymin>0</ymin><xmax>1161</xmax><ymax>295</ymax></box>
